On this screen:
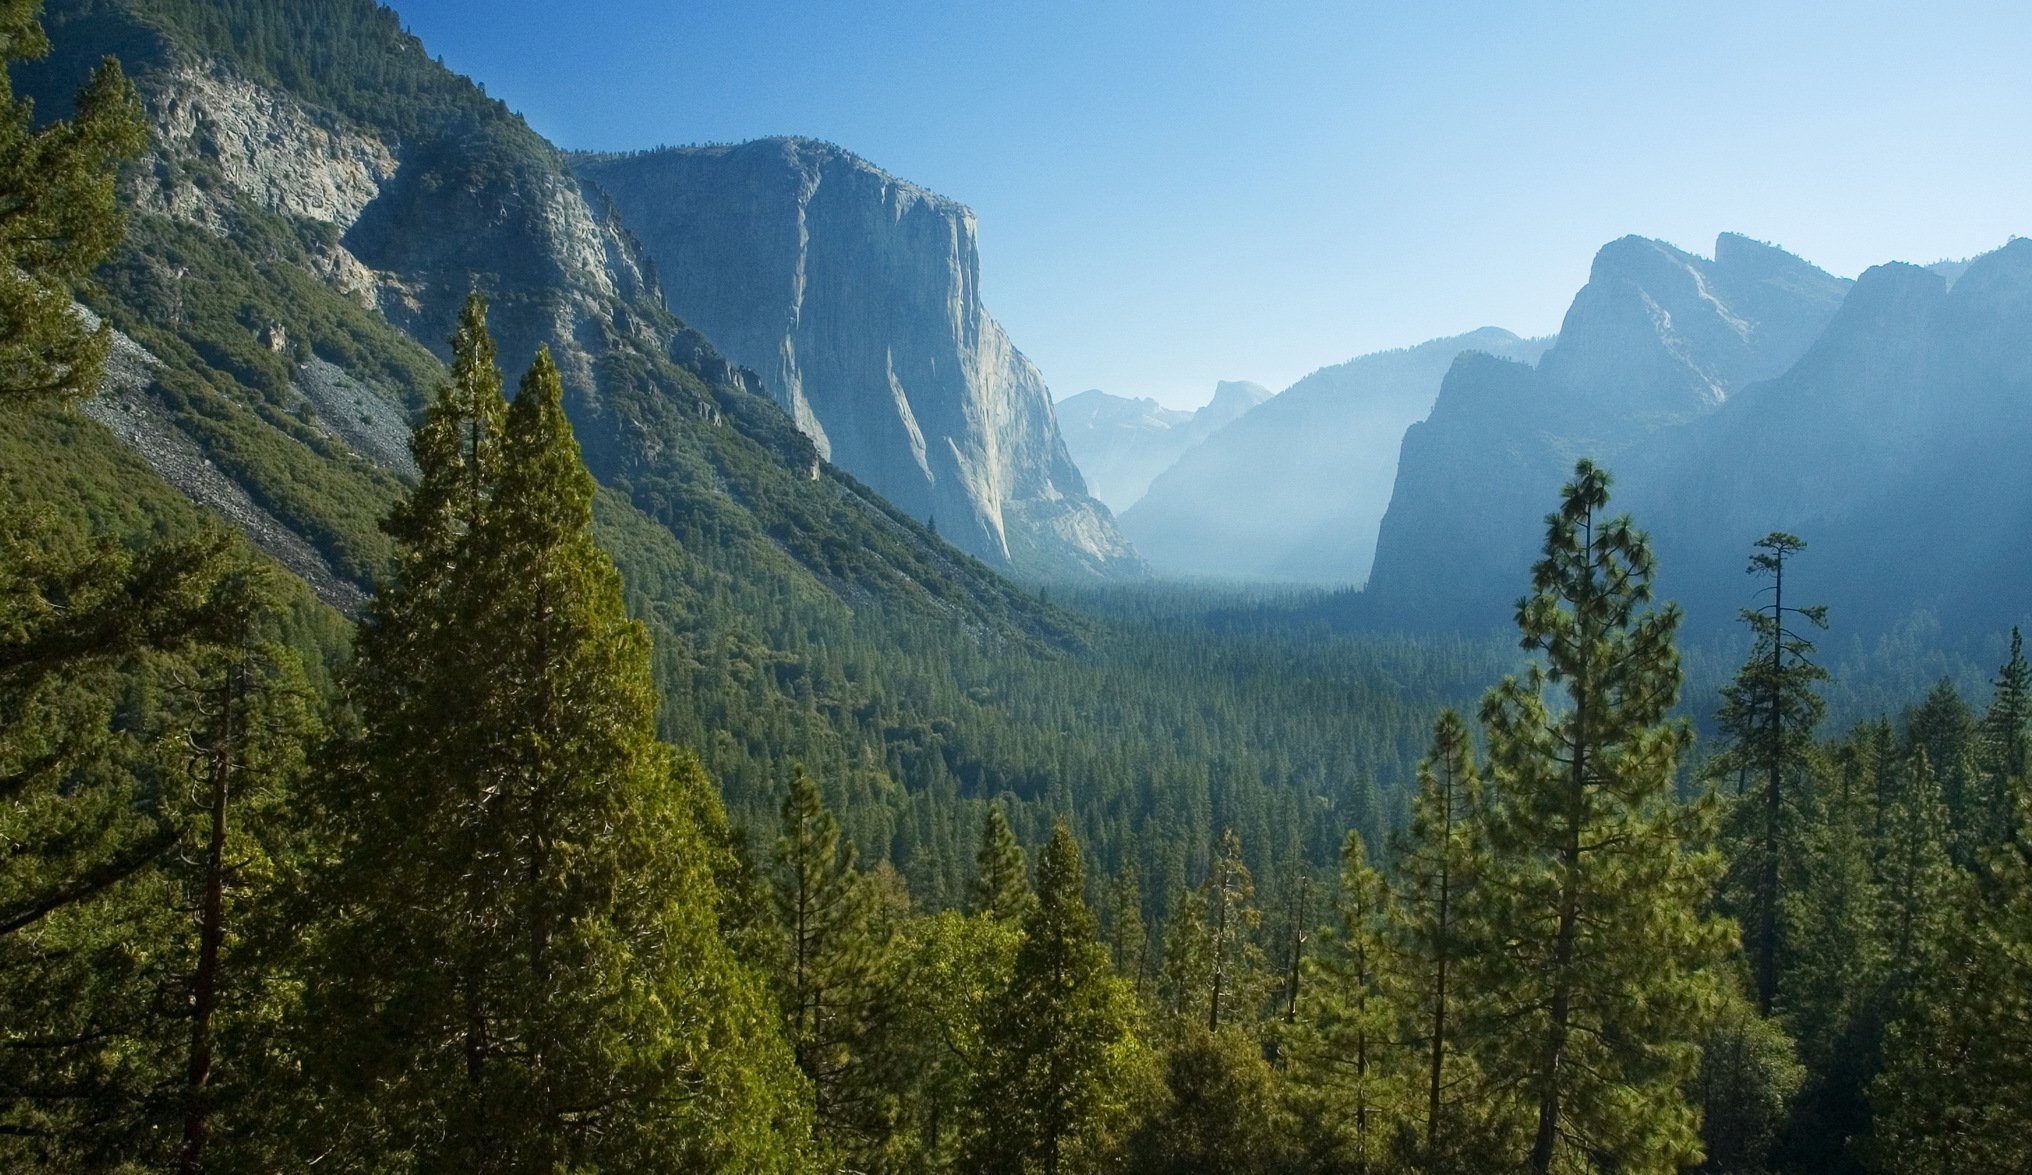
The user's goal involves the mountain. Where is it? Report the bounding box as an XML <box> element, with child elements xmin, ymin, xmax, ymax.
<box><xmin>1360</xmin><ymin>231</ymin><xmax>2032</xmax><ymax>643</ymax></box>
<box><xmin>1120</xmin><ymin>329</ymin><xmax>1551</xmax><ymax>583</ymax></box>
<box><xmin>1632</xmin><ymin>239</ymin><xmax>2032</xmax><ymax>636</ymax></box>
<box><xmin>1055</xmin><ymin>379</ymin><xmax>1269</xmax><ymax>512</ymax></box>
<box><xmin>1362</xmin><ymin>234</ymin><xmax>1851</xmax><ymax>628</ymax></box>
<box><xmin>571</xmin><ymin>139</ymin><xmax>1140</xmax><ymax>579</ymax></box>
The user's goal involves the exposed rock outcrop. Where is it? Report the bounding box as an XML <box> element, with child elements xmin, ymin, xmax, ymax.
<box><xmin>573</xmin><ymin>139</ymin><xmax>1141</xmax><ymax>578</ymax></box>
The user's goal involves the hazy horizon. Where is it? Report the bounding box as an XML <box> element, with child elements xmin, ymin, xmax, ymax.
<box><xmin>388</xmin><ymin>0</ymin><xmax>2032</xmax><ymax>409</ymax></box>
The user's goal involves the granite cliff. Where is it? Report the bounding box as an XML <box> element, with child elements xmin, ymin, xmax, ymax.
<box><xmin>573</xmin><ymin>139</ymin><xmax>1141</xmax><ymax>578</ymax></box>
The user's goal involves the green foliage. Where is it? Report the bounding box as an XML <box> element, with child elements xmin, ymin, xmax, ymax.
<box><xmin>1712</xmin><ymin>532</ymin><xmax>1830</xmax><ymax>1015</ymax></box>
<box><xmin>1467</xmin><ymin>459</ymin><xmax>1728</xmax><ymax>1175</ymax></box>
<box><xmin>867</xmin><ymin>909</ymin><xmax>1022</xmax><ymax>1173</ymax></box>
<box><xmin>773</xmin><ymin>764</ymin><xmax>889</xmax><ymax>1160</ymax></box>
<box><xmin>967</xmin><ymin>824</ymin><xmax>1141</xmax><ymax>1175</ymax></box>
<box><xmin>0</xmin><ymin>0</ymin><xmax>144</xmax><ymax>402</ymax></box>
<box><xmin>1392</xmin><ymin>710</ymin><xmax>1502</xmax><ymax>1172</ymax></box>
<box><xmin>1692</xmin><ymin>985</ymin><xmax>1804</xmax><ymax>1175</ymax></box>
<box><xmin>1126</xmin><ymin>1025</ymin><xmax>1289</xmax><ymax>1175</ymax></box>
<box><xmin>308</xmin><ymin>326</ymin><xmax>809</xmax><ymax>1170</ymax></box>
<box><xmin>968</xmin><ymin>803</ymin><xmax>1032</xmax><ymax>922</ymax></box>
<box><xmin>1870</xmin><ymin>773</ymin><xmax>2032</xmax><ymax>1175</ymax></box>
<box><xmin>1285</xmin><ymin>830</ymin><xmax>1409</xmax><ymax>1173</ymax></box>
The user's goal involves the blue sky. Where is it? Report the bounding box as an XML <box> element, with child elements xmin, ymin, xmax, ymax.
<box><xmin>389</xmin><ymin>1</ymin><xmax>2032</xmax><ymax>409</ymax></box>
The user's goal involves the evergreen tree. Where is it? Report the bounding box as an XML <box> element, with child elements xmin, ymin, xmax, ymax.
<box><xmin>774</xmin><ymin>764</ymin><xmax>888</xmax><ymax>1157</ymax></box>
<box><xmin>1393</xmin><ymin>710</ymin><xmax>1497</xmax><ymax>1172</ymax></box>
<box><xmin>1467</xmin><ymin>459</ymin><xmax>1727</xmax><ymax>1175</ymax></box>
<box><xmin>1105</xmin><ymin>858</ymin><xmax>1151</xmax><ymax>995</ymax></box>
<box><xmin>969</xmin><ymin>803</ymin><xmax>1032</xmax><ymax>922</ymax></box>
<box><xmin>0</xmin><ymin>0</ymin><xmax>146</xmax><ymax>402</ymax></box>
<box><xmin>1201</xmin><ymin>828</ymin><xmax>1266</xmax><ymax>1034</ymax></box>
<box><xmin>312</xmin><ymin>332</ymin><xmax>808</xmax><ymax>1171</ymax></box>
<box><xmin>1974</xmin><ymin>629</ymin><xmax>2030</xmax><ymax>847</ymax></box>
<box><xmin>870</xmin><ymin>908</ymin><xmax>1023</xmax><ymax>1173</ymax></box>
<box><xmin>967</xmin><ymin>822</ymin><xmax>1138</xmax><ymax>1175</ymax></box>
<box><xmin>1774</xmin><ymin>739</ymin><xmax>1886</xmax><ymax>1174</ymax></box>
<box><xmin>1287</xmin><ymin>830</ymin><xmax>1407</xmax><ymax>1173</ymax></box>
<box><xmin>1870</xmin><ymin>769</ymin><xmax>2032</xmax><ymax>1175</ymax></box>
<box><xmin>1692</xmin><ymin>985</ymin><xmax>1803</xmax><ymax>1175</ymax></box>
<box><xmin>1902</xmin><ymin>681</ymin><xmax>1981</xmax><ymax>864</ymax></box>
<box><xmin>1127</xmin><ymin>1024</ymin><xmax>1289</xmax><ymax>1175</ymax></box>
<box><xmin>1713</xmin><ymin>532</ymin><xmax>1829</xmax><ymax>1015</ymax></box>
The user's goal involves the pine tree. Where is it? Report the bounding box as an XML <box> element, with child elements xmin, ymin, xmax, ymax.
<box><xmin>1713</xmin><ymin>532</ymin><xmax>1829</xmax><ymax>1015</ymax></box>
<box><xmin>312</xmin><ymin>333</ymin><xmax>808</xmax><ymax>1171</ymax></box>
<box><xmin>1393</xmin><ymin>710</ymin><xmax>1496</xmax><ymax>1172</ymax></box>
<box><xmin>1105</xmin><ymin>858</ymin><xmax>1151</xmax><ymax>995</ymax></box>
<box><xmin>1467</xmin><ymin>459</ymin><xmax>1727</xmax><ymax>1175</ymax></box>
<box><xmin>969</xmin><ymin>803</ymin><xmax>1032</xmax><ymax>922</ymax></box>
<box><xmin>1773</xmin><ymin>738</ymin><xmax>1885</xmax><ymax>1172</ymax></box>
<box><xmin>967</xmin><ymin>822</ymin><xmax>1137</xmax><ymax>1175</ymax></box>
<box><xmin>1202</xmin><ymin>828</ymin><xmax>1266</xmax><ymax>1034</ymax></box>
<box><xmin>1974</xmin><ymin>628</ymin><xmax>2030</xmax><ymax>847</ymax></box>
<box><xmin>1288</xmin><ymin>830</ymin><xmax>1407</xmax><ymax>1173</ymax></box>
<box><xmin>1870</xmin><ymin>769</ymin><xmax>2032</xmax><ymax>1175</ymax></box>
<box><xmin>0</xmin><ymin>0</ymin><xmax>147</xmax><ymax>402</ymax></box>
<box><xmin>774</xmin><ymin>764</ymin><xmax>887</xmax><ymax>1156</ymax></box>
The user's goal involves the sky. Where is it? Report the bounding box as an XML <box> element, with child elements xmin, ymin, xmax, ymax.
<box><xmin>388</xmin><ymin>1</ymin><xmax>2032</xmax><ymax>409</ymax></box>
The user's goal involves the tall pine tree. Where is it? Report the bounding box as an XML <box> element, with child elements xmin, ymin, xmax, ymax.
<box><xmin>1467</xmin><ymin>459</ymin><xmax>1727</xmax><ymax>1175</ymax></box>
<box><xmin>968</xmin><ymin>822</ymin><xmax>1137</xmax><ymax>1175</ymax></box>
<box><xmin>312</xmin><ymin>326</ymin><xmax>807</xmax><ymax>1171</ymax></box>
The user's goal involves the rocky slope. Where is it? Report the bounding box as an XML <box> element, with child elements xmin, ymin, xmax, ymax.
<box><xmin>21</xmin><ymin>0</ymin><xmax>1080</xmax><ymax>642</ymax></box>
<box><xmin>572</xmin><ymin>139</ymin><xmax>1141</xmax><ymax>579</ymax></box>
<box><xmin>1121</xmin><ymin>329</ymin><xmax>1551</xmax><ymax>583</ymax></box>
<box><xmin>1361</xmin><ymin>235</ymin><xmax>1850</xmax><ymax>627</ymax></box>
<box><xmin>1055</xmin><ymin>380</ymin><xmax>1269</xmax><ymax>513</ymax></box>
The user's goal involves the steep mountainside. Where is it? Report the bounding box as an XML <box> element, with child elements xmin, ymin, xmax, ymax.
<box><xmin>1121</xmin><ymin>329</ymin><xmax>1551</xmax><ymax>583</ymax></box>
<box><xmin>1362</xmin><ymin>235</ymin><xmax>1850</xmax><ymax>627</ymax></box>
<box><xmin>22</xmin><ymin>0</ymin><xmax>1074</xmax><ymax>631</ymax></box>
<box><xmin>1356</xmin><ymin>232</ymin><xmax>2032</xmax><ymax>642</ymax></box>
<box><xmin>1632</xmin><ymin>240</ymin><xmax>2032</xmax><ymax>636</ymax></box>
<box><xmin>572</xmin><ymin>139</ymin><xmax>1141</xmax><ymax>579</ymax></box>
<box><xmin>1055</xmin><ymin>379</ymin><xmax>1268</xmax><ymax>512</ymax></box>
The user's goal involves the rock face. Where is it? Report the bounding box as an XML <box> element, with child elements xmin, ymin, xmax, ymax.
<box><xmin>1360</xmin><ymin>233</ymin><xmax>2032</xmax><ymax>640</ymax></box>
<box><xmin>573</xmin><ymin>139</ymin><xmax>1140</xmax><ymax>578</ymax></box>
<box><xmin>1630</xmin><ymin>239</ymin><xmax>2032</xmax><ymax>635</ymax></box>
<box><xmin>1363</xmin><ymin>235</ymin><xmax>1850</xmax><ymax>628</ymax></box>
<box><xmin>1056</xmin><ymin>379</ymin><xmax>1268</xmax><ymax>513</ymax></box>
<box><xmin>1121</xmin><ymin>329</ymin><xmax>1550</xmax><ymax>583</ymax></box>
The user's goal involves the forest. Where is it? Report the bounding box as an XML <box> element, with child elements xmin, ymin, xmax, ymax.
<box><xmin>5</xmin><ymin>1</ymin><xmax>2031</xmax><ymax>1172</ymax></box>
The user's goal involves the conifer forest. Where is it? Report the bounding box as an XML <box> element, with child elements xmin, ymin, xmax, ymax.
<box><xmin>3</xmin><ymin>1</ymin><xmax>2029</xmax><ymax>1171</ymax></box>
